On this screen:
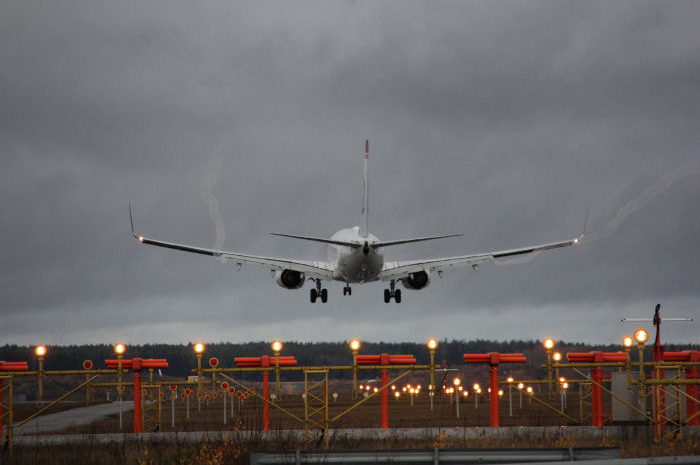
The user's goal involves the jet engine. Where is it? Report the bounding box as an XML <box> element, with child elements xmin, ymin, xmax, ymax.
<box><xmin>401</xmin><ymin>270</ymin><xmax>430</xmax><ymax>290</ymax></box>
<box><xmin>275</xmin><ymin>269</ymin><xmax>305</xmax><ymax>289</ymax></box>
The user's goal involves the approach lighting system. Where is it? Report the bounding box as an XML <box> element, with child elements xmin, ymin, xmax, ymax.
<box><xmin>271</xmin><ymin>340</ymin><xmax>283</xmax><ymax>353</ymax></box>
<box><xmin>553</xmin><ymin>352</ymin><xmax>562</xmax><ymax>362</ymax></box>
<box><xmin>473</xmin><ymin>383</ymin><xmax>480</xmax><ymax>391</ymax></box>
<box><xmin>194</xmin><ymin>342</ymin><xmax>206</xmax><ymax>354</ymax></box>
<box><xmin>543</xmin><ymin>338</ymin><xmax>555</xmax><ymax>350</ymax></box>
<box><xmin>427</xmin><ymin>338</ymin><xmax>438</xmax><ymax>350</ymax></box>
<box><xmin>114</xmin><ymin>343</ymin><xmax>126</xmax><ymax>355</ymax></box>
<box><xmin>622</xmin><ymin>336</ymin><xmax>634</xmax><ymax>348</ymax></box>
<box><xmin>453</xmin><ymin>377</ymin><xmax>461</xmax><ymax>386</ymax></box>
<box><xmin>634</xmin><ymin>328</ymin><xmax>649</xmax><ymax>344</ymax></box>
<box><xmin>349</xmin><ymin>339</ymin><xmax>361</xmax><ymax>351</ymax></box>
<box><xmin>35</xmin><ymin>345</ymin><xmax>47</xmax><ymax>357</ymax></box>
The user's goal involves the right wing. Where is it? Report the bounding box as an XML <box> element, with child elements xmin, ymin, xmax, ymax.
<box><xmin>130</xmin><ymin>207</ymin><xmax>334</xmax><ymax>281</ymax></box>
<box><xmin>381</xmin><ymin>211</ymin><xmax>588</xmax><ymax>282</ymax></box>
<box><xmin>380</xmin><ymin>236</ymin><xmax>582</xmax><ymax>282</ymax></box>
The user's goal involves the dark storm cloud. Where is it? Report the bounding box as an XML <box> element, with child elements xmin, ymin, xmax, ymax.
<box><xmin>1</xmin><ymin>1</ymin><xmax>698</xmax><ymax>346</ymax></box>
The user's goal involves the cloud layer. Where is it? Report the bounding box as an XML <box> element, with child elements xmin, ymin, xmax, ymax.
<box><xmin>2</xmin><ymin>1</ymin><xmax>698</xmax><ymax>346</ymax></box>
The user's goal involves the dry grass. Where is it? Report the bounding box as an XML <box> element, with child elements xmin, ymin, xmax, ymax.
<box><xmin>4</xmin><ymin>429</ymin><xmax>700</xmax><ymax>465</ymax></box>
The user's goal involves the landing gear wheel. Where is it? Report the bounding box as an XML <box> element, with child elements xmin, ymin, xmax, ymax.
<box><xmin>343</xmin><ymin>285</ymin><xmax>352</xmax><ymax>296</ymax></box>
<box><xmin>310</xmin><ymin>288</ymin><xmax>317</xmax><ymax>303</ymax></box>
<box><xmin>383</xmin><ymin>280</ymin><xmax>402</xmax><ymax>303</ymax></box>
<box><xmin>321</xmin><ymin>288</ymin><xmax>328</xmax><ymax>303</ymax></box>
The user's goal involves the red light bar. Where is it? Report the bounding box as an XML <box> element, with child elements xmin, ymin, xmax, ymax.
<box><xmin>0</xmin><ymin>361</ymin><xmax>28</xmax><ymax>372</ymax></box>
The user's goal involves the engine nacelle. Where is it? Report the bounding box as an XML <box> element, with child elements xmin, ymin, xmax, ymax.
<box><xmin>401</xmin><ymin>270</ymin><xmax>430</xmax><ymax>290</ymax></box>
<box><xmin>275</xmin><ymin>269</ymin><xmax>305</xmax><ymax>289</ymax></box>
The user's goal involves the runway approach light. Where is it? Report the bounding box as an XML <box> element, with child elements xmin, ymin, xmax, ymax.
<box><xmin>622</xmin><ymin>336</ymin><xmax>634</xmax><ymax>348</ymax></box>
<box><xmin>553</xmin><ymin>352</ymin><xmax>562</xmax><ymax>362</ymax></box>
<box><xmin>35</xmin><ymin>345</ymin><xmax>47</xmax><ymax>357</ymax></box>
<box><xmin>543</xmin><ymin>338</ymin><xmax>555</xmax><ymax>350</ymax></box>
<box><xmin>427</xmin><ymin>338</ymin><xmax>438</xmax><ymax>350</ymax></box>
<box><xmin>114</xmin><ymin>343</ymin><xmax>126</xmax><ymax>355</ymax></box>
<box><xmin>349</xmin><ymin>339</ymin><xmax>361</xmax><ymax>351</ymax></box>
<box><xmin>194</xmin><ymin>342</ymin><xmax>206</xmax><ymax>354</ymax></box>
<box><xmin>633</xmin><ymin>328</ymin><xmax>649</xmax><ymax>344</ymax></box>
<box><xmin>271</xmin><ymin>341</ymin><xmax>283</xmax><ymax>353</ymax></box>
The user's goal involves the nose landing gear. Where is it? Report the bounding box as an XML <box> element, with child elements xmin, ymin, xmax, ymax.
<box><xmin>383</xmin><ymin>280</ymin><xmax>401</xmax><ymax>303</ymax></box>
<box><xmin>343</xmin><ymin>284</ymin><xmax>352</xmax><ymax>296</ymax></box>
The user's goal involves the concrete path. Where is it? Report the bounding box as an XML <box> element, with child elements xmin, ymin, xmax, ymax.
<box><xmin>10</xmin><ymin>401</ymin><xmax>133</xmax><ymax>435</ymax></box>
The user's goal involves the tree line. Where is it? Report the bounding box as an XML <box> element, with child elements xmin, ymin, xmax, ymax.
<box><xmin>1</xmin><ymin>339</ymin><xmax>696</xmax><ymax>379</ymax></box>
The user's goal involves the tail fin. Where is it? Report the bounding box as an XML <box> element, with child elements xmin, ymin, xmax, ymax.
<box><xmin>360</xmin><ymin>140</ymin><xmax>369</xmax><ymax>238</ymax></box>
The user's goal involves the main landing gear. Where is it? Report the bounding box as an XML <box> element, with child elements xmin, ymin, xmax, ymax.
<box><xmin>310</xmin><ymin>279</ymin><xmax>327</xmax><ymax>303</ymax></box>
<box><xmin>384</xmin><ymin>280</ymin><xmax>401</xmax><ymax>303</ymax></box>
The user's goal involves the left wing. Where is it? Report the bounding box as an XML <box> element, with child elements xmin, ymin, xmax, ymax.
<box><xmin>380</xmin><ymin>235</ymin><xmax>582</xmax><ymax>282</ymax></box>
<box><xmin>130</xmin><ymin>207</ymin><xmax>334</xmax><ymax>280</ymax></box>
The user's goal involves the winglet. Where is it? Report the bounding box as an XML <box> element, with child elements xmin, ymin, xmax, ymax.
<box><xmin>574</xmin><ymin>208</ymin><xmax>589</xmax><ymax>244</ymax></box>
<box><xmin>581</xmin><ymin>208</ymin><xmax>589</xmax><ymax>238</ymax></box>
<box><xmin>129</xmin><ymin>204</ymin><xmax>144</xmax><ymax>242</ymax></box>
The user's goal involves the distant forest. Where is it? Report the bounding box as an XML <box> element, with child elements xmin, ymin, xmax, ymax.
<box><xmin>2</xmin><ymin>339</ymin><xmax>697</xmax><ymax>380</ymax></box>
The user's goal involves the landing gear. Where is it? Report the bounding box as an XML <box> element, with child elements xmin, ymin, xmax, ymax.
<box><xmin>384</xmin><ymin>280</ymin><xmax>401</xmax><ymax>303</ymax></box>
<box><xmin>310</xmin><ymin>279</ymin><xmax>328</xmax><ymax>303</ymax></box>
<box><xmin>343</xmin><ymin>284</ymin><xmax>352</xmax><ymax>296</ymax></box>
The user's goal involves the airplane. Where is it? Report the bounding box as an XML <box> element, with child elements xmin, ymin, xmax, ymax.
<box><xmin>130</xmin><ymin>140</ymin><xmax>585</xmax><ymax>304</ymax></box>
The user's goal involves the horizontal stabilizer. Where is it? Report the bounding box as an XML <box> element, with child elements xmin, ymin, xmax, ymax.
<box><xmin>270</xmin><ymin>233</ymin><xmax>361</xmax><ymax>248</ymax></box>
<box><xmin>372</xmin><ymin>234</ymin><xmax>463</xmax><ymax>248</ymax></box>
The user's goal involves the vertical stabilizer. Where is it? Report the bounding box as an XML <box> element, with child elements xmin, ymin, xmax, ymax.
<box><xmin>360</xmin><ymin>140</ymin><xmax>369</xmax><ymax>238</ymax></box>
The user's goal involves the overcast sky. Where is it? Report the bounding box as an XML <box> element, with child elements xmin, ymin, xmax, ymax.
<box><xmin>2</xmin><ymin>1</ymin><xmax>698</xmax><ymax>350</ymax></box>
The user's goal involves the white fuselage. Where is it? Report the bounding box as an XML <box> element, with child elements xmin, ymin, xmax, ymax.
<box><xmin>328</xmin><ymin>226</ymin><xmax>383</xmax><ymax>283</ymax></box>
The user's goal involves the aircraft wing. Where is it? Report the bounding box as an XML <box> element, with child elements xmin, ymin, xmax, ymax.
<box><xmin>135</xmin><ymin>235</ymin><xmax>334</xmax><ymax>280</ymax></box>
<box><xmin>130</xmin><ymin>208</ymin><xmax>333</xmax><ymax>280</ymax></box>
<box><xmin>380</xmin><ymin>236</ymin><xmax>582</xmax><ymax>282</ymax></box>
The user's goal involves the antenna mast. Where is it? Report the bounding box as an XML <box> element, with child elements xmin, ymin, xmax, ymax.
<box><xmin>622</xmin><ymin>303</ymin><xmax>693</xmax><ymax>361</ymax></box>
